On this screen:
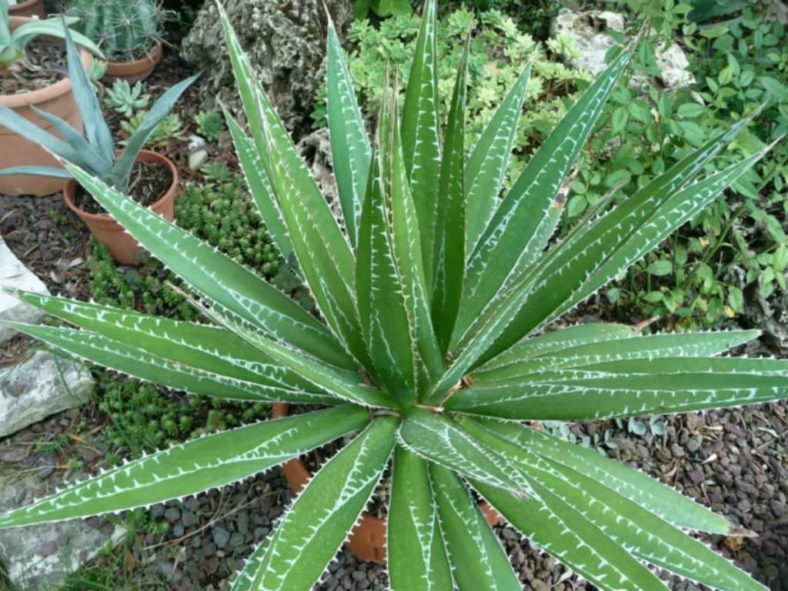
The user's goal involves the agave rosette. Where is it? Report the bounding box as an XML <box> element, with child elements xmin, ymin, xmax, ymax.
<box><xmin>0</xmin><ymin>2</ymin><xmax>783</xmax><ymax>589</ymax></box>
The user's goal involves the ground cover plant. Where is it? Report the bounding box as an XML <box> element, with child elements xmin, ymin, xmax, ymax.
<box><xmin>312</xmin><ymin>6</ymin><xmax>587</xmax><ymax>188</ymax></box>
<box><xmin>0</xmin><ymin>2</ymin><xmax>786</xmax><ymax>590</ymax></box>
<box><xmin>578</xmin><ymin>1</ymin><xmax>788</xmax><ymax>329</ymax></box>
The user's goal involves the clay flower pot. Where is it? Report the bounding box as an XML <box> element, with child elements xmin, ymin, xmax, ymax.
<box><xmin>7</xmin><ymin>0</ymin><xmax>45</xmax><ymax>19</ymax></box>
<box><xmin>62</xmin><ymin>150</ymin><xmax>178</xmax><ymax>266</ymax></box>
<box><xmin>271</xmin><ymin>403</ymin><xmax>501</xmax><ymax>565</ymax></box>
<box><xmin>104</xmin><ymin>42</ymin><xmax>163</xmax><ymax>84</ymax></box>
<box><xmin>0</xmin><ymin>17</ymin><xmax>90</xmax><ymax>196</ymax></box>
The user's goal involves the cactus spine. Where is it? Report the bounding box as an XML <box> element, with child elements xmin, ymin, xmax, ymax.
<box><xmin>68</xmin><ymin>0</ymin><xmax>163</xmax><ymax>60</ymax></box>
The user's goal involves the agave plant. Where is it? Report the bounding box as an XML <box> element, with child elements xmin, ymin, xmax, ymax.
<box><xmin>0</xmin><ymin>25</ymin><xmax>195</xmax><ymax>192</ymax></box>
<box><xmin>0</xmin><ymin>2</ymin><xmax>784</xmax><ymax>589</ymax></box>
<box><xmin>0</xmin><ymin>0</ymin><xmax>100</xmax><ymax>71</ymax></box>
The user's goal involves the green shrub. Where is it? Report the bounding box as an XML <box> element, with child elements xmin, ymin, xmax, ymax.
<box><xmin>575</xmin><ymin>3</ymin><xmax>788</xmax><ymax>329</ymax></box>
<box><xmin>312</xmin><ymin>8</ymin><xmax>588</xmax><ymax>186</ymax></box>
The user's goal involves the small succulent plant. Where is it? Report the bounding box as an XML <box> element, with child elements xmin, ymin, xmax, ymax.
<box><xmin>194</xmin><ymin>109</ymin><xmax>224</xmax><ymax>142</ymax></box>
<box><xmin>121</xmin><ymin>111</ymin><xmax>184</xmax><ymax>146</ymax></box>
<box><xmin>105</xmin><ymin>79</ymin><xmax>150</xmax><ymax>117</ymax></box>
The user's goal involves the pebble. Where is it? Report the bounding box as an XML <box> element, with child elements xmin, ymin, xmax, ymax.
<box><xmin>212</xmin><ymin>526</ymin><xmax>230</xmax><ymax>549</ymax></box>
<box><xmin>164</xmin><ymin>507</ymin><xmax>181</xmax><ymax>522</ymax></box>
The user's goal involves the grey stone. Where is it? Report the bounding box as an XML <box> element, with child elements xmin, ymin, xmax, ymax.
<box><xmin>212</xmin><ymin>526</ymin><xmax>230</xmax><ymax>549</ymax></box>
<box><xmin>0</xmin><ymin>237</ymin><xmax>49</xmax><ymax>345</ymax></box>
<box><xmin>187</xmin><ymin>149</ymin><xmax>209</xmax><ymax>171</ymax></box>
<box><xmin>552</xmin><ymin>8</ymin><xmax>694</xmax><ymax>89</ymax></box>
<box><xmin>0</xmin><ymin>351</ymin><xmax>93</xmax><ymax>438</ymax></box>
<box><xmin>180</xmin><ymin>0</ymin><xmax>353</xmax><ymax>134</ymax></box>
<box><xmin>0</xmin><ymin>462</ymin><xmax>125</xmax><ymax>590</ymax></box>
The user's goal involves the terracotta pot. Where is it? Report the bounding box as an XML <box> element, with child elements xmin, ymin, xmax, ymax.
<box><xmin>271</xmin><ymin>403</ymin><xmax>501</xmax><ymax>565</ymax></box>
<box><xmin>0</xmin><ymin>17</ymin><xmax>91</xmax><ymax>196</ymax></box>
<box><xmin>104</xmin><ymin>42</ymin><xmax>163</xmax><ymax>83</ymax></box>
<box><xmin>62</xmin><ymin>150</ymin><xmax>178</xmax><ymax>266</ymax></box>
<box><xmin>7</xmin><ymin>0</ymin><xmax>44</xmax><ymax>19</ymax></box>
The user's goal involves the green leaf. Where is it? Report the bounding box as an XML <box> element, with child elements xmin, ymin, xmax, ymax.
<box><xmin>402</xmin><ymin>0</ymin><xmax>441</xmax><ymax>290</ymax></box>
<box><xmin>63</xmin><ymin>25</ymin><xmax>114</xmax><ymax>167</ymax></box>
<box><xmin>62</xmin><ymin>162</ymin><xmax>355</xmax><ymax>372</ymax></box>
<box><xmin>0</xmin><ymin>406</ymin><xmax>370</xmax><ymax>529</ymax></box>
<box><xmin>455</xmin><ymin>48</ymin><xmax>632</xmax><ymax>346</ymax></box>
<box><xmin>14</xmin><ymin>292</ymin><xmax>323</xmax><ymax>395</ymax></box>
<box><xmin>388</xmin><ymin>447</ymin><xmax>452</xmax><ymax>591</ymax></box>
<box><xmin>466</xmin><ymin>63</ymin><xmax>531</xmax><ymax>252</ymax></box>
<box><xmin>222</xmin><ymin>110</ymin><xmax>293</xmax><ymax>264</ymax></box>
<box><xmin>327</xmin><ymin>24</ymin><xmax>371</xmax><ymax>246</ymax></box>
<box><xmin>465</xmin><ymin>419</ymin><xmax>765</xmax><ymax>590</ymax></box>
<box><xmin>115</xmin><ymin>77</ymin><xmax>197</xmax><ymax>189</ymax></box>
<box><xmin>473</xmin><ymin>329</ymin><xmax>760</xmax><ymax>381</ymax></box>
<box><xmin>448</xmin><ymin>355</ymin><xmax>788</xmax><ymax>420</ymax></box>
<box><xmin>378</xmin><ymin>85</ymin><xmax>443</xmax><ymax>392</ymax></box>
<box><xmin>219</xmin><ymin>9</ymin><xmax>368</xmax><ymax>368</ymax></box>
<box><xmin>431</xmin><ymin>37</ymin><xmax>469</xmax><ymax>355</ymax></box>
<box><xmin>470</xmin><ymin>418</ymin><xmax>731</xmax><ymax>533</ymax></box>
<box><xmin>474</xmin><ymin>480</ymin><xmax>665</xmax><ymax>591</ymax></box>
<box><xmin>357</xmin><ymin>152</ymin><xmax>417</xmax><ymax>401</ymax></box>
<box><xmin>0</xmin><ymin>165</ymin><xmax>73</xmax><ymax>179</ymax></box>
<box><xmin>8</xmin><ymin>322</ymin><xmax>326</xmax><ymax>403</ymax></box>
<box><xmin>474</xmin><ymin>132</ymin><xmax>775</xmax><ymax>366</ymax></box>
<box><xmin>233</xmin><ymin>417</ymin><xmax>397</xmax><ymax>591</ymax></box>
<box><xmin>398</xmin><ymin>408</ymin><xmax>525</xmax><ymax>494</ymax></box>
<box><xmin>478</xmin><ymin>322</ymin><xmax>637</xmax><ymax>371</ymax></box>
<box><xmin>678</xmin><ymin>102</ymin><xmax>705</xmax><ymax>118</ymax></box>
<box><xmin>647</xmin><ymin>259</ymin><xmax>673</xmax><ymax>276</ymax></box>
<box><xmin>429</xmin><ymin>465</ymin><xmax>521</xmax><ymax>591</ymax></box>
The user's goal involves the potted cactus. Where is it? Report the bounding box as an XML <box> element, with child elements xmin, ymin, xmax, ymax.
<box><xmin>0</xmin><ymin>0</ymin><xmax>101</xmax><ymax>195</ymax></box>
<box><xmin>67</xmin><ymin>0</ymin><xmax>166</xmax><ymax>82</ymax></box>
<box><xmin>0</xmin><ymin>26</ymin><xmax>195</xmax><ymax>263</ymax></box>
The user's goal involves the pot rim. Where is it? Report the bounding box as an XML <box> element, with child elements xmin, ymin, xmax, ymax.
<box><xmin>105</xmin><ymin>40</ymin><xmax>163</xmax><ymax>69</ymax></box>
<box><xmin>1</xmin><ymin>17</ymin><xmax>93</xmax><ymax>109</ymax></box>
<box><xmin>62</xmin><ymin>149</ymin><xmax>178</xmax><ymax>222</ymax></box>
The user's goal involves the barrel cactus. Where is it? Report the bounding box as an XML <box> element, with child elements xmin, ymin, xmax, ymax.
<box><xmin>67</xmin><ymin>0</ymin><xmax>163</xmax><ymax>60</ymax></box>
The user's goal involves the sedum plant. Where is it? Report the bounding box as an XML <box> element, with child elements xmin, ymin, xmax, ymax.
<box><xmin>0</xmin><ymin>2</ymin><xmax>785</xmax><ymax>589</ymax></box>
<box><xmin>0</xmin><ymin>26</ymin><xmax>195</xmax><ymax>193</ymax></box>
<box><xmin>0</xmin><ymin>0</ymin><xmax>100</xmax><ymax>70</ymax></box>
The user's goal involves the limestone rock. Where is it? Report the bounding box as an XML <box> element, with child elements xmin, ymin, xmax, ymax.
<box><xmin>0</xmin><ymin>351</ymin><xmax>93</xmax><ymax>438</ymax></box>
<box><xmin>180</xmin><ymin>0</ymin><xmax>353</xmax><ymax>134</ymax></box>
<box><xmin>0</xmin><ymin>238</ymin><xmax>49</xmax><ymax>345</ymax></box>
<box><xmin>552</xmin><ymin>8</ymin><xmax>695</xmax><ymax>90</ymax></box>
<box><xmin>0</xmin><ymin>461</ymin><xmax>124</xmax><ymax>590</ymax></box>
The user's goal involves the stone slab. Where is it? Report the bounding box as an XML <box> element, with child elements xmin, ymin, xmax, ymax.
<box><xmin>0</xmin><ymin>238</ymin><xmax>49</xmax><ymax>345</ymax></box>
<box><xmin>0</xmin><ymin>351</ymin><xmax>93</xmax><ymax>438</ymax></box>
<box><xmin>0</xmin><ymin>462</ymin><xmax>125</xmax><ymax>591</ymax></box>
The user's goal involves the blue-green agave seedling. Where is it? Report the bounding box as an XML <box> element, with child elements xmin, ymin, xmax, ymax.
<box><xmin>0</xmin><ymin>0</ymin><xmax>100</xmax><ymax>70</ymax></box>
<box><xmin>0</xmin><ymin>25</ymin><xmax>195</xmax><ymax>193</ymax></box>
<box><xmin>0</xmin><ymin>1</ymin><xmax>784</xmax><ymax>589</ymax></box>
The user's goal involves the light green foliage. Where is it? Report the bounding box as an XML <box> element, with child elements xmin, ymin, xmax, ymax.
<box><xmin>120</xmin><ymin>111</ymin><xmax>184</xmax><ymax>146</ymax></box>
<box><xmin>0</xmin><ymin>28</ymin><xmax>194</xmax><ymax>193</ymax></box>
<box><xmin>576</xmin><ymin>2</ymin><xmax>788</xmax><ymax>329</ymax></box>
<box><xmin>194</xmin><ymin>109</ymin><xmax>225</xmax><ymax>142</ymax></box>
<box><xmin>67</xmin><ymin>0</ymin><xmax>165</xmax><ymax>60</ymax></box>
<box><xmin>0</xmin><ymin>2</ymin><xmax>784</xmax><ymax>590</ymax></box>
<box><xmin>313</xmin><ymin>7</ymin><xmax>588</xmax><ymax>186</ymax></box>
<box><xmin>104</xmin><ymin>79</ymin><xmax>151</xmax><ymax>117</ymax></box>
<box><xmin>0</xmin><ymin>0</ymin><xmax>100</xmax><ymax>68</ymax></box>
